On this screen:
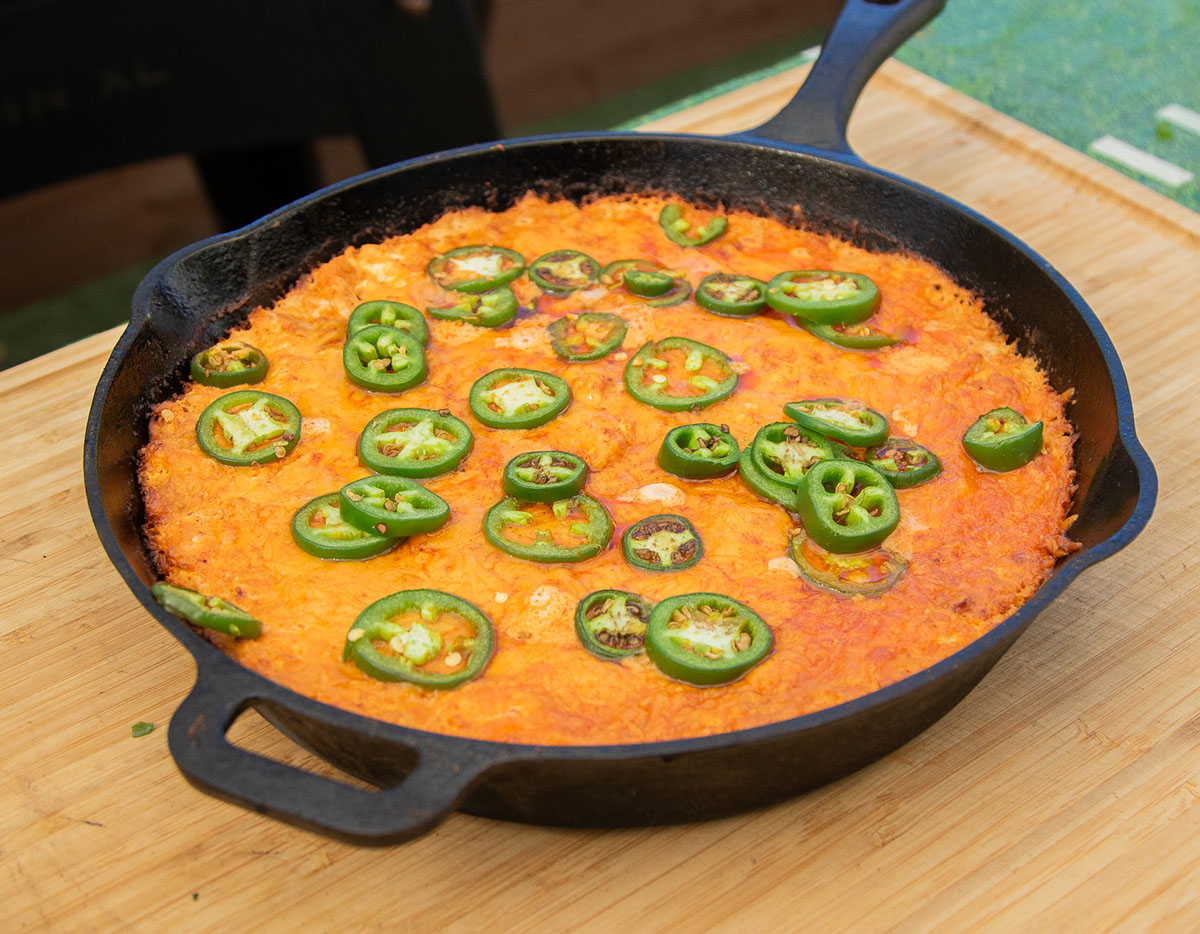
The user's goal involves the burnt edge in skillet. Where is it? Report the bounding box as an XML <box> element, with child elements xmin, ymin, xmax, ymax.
<box><xmin>86</xmin><ymin>133</ymin><xmax>1156</xmax><ymax>840</ymax></box>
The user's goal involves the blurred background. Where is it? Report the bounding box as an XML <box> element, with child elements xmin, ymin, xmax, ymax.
<box><xmin>1</xmin><ymin>0</ymin><xmax>1196</xmax><ymax>370</ymax></box>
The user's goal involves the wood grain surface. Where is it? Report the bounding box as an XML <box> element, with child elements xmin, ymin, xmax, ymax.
<box><xmin>2</xmin><ymin>60</ymin><xmax>1198</xmax><ymax>932</ymax></box>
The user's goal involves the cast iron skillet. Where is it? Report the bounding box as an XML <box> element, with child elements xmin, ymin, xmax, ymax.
<box><xmin>85</xmin><ymin>0</ymin><xmax>1156</xmax><ymax>844</ymax></box>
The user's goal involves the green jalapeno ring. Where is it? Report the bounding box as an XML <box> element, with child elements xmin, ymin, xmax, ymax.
<box><xmin>195</xmin><ymin>390</ymin><xmax>302</xmax><ymax>466</ymax></box>
<box><xmin>737</xmin><ymin>441</ymin><xmax>799</xmax><ymax>510</ymax></box>
<box><xmin>189</xmin><ymin>340</ymin><xmax>269</xmax><ymax>388</ymax></box>
<box><xmin>151</xmin><ymin>582</ymin><xmax>262</xmax><ymax>638</ymax></box>
<box><xmin>622</xmin><ymin>513</ymin><xmax>704</xmax><ymax>571</ymax></box>
<box><xmin>528</xmin><ymin>250</ymin><xmax>601</xmax><ymax>293</ymax></box>
<box><xmin>657</xmin><ymin>423</ymin><xmax>740</xmax><ymax>479</ymax></box>
<box><xmin>338</xmin><ymin>476</ymin><xmax>450</xmax><ymax>537</ymax></box>
<box><xmin>695</xmin><ymin>273</ymin><xmax>768</xmax><ymax>317</ymax></box>
<box><xmin>502</xmin><ymin>451</ymin><xmax>589</xmax><ymax>502</ymax></box>
<box><xmin>482</xmin><ymin>494</ymin><xmax>612</xmax><ymax>563</ymax></box>
<box><xmin>962</xmin><ymin>407</ymin><xmax>1044</xmax><ymax>472</ymax></box>
<box><xmin>866</xmin><ymin>437</ymin><xmax>943</xmax><ymax>489</ymax></box>
<box><xmin>426</xmin><ymin>244</ymin><xmax>525</xmax><ymax>293</ymax></box>
<box><xmin>644</xmin><ymin>593</ymin><xmax>772</xmax><ymax>686</ymax></box>
<box><xmin>546</xmin><ymin>312</ymin><xmax>628</xmax><ymax>362</ymax></box>
<box><xmin>358</xmin><ymin>407</ymin><xmax>474</xmax><ymax>478</ymax></box>
<box><xmin>786</xmin><ymin>528</ymin><xmax>908</xmax><ymax>598</ymax></box>
<box><xmin>469</xmin><ymin>367</ymin><xmax>571</xmax><ymax>429</ymax></box>
<box><xmin>765</xmin><ymin>270</ymin><xmax>880</xmax><ymax>325</ymax></box>
<box><xmin>574</xmin><ymin>590</ymin><xmax>654</xmax><ymax>661</ymax></box>
<box><xmin>750</xmin><ymin>421</ymin><xmax>835</xmax><ymax>490</ymax></box>
<box><xmin>347</xmin><ymin>300</ymin><xmax>430</xmax><ymax>346</ymax></box>
<box><xmin>344</xmin><ymin>589</ymin><xmax>494</xmax><ymax>689</ymax></box>
<box><xmin>600</xmin><ymin>258</ymin><xmax>660</xmax><ymax>287</ymax></box>
<box><xmin>623</xmin><ymin>337</ymin><xmax>738</xmax><ymax>412</ymax></box>
<box><xmin>784</xmin><ymin>397</ymin><xmax>890</xmax><ymax>447</ymax></box>
<box><xmin>427</xmin><ymin>285</ymin><xmax>519</xmax><ymax>328</ymax></box>
<box><xmin>800</xmin><ymin>319</ymin><xmax>901</xmax><ymax>350</ymax></box>
<box><xmin>291</xmin><ymin>493</ymin><xmax>403</xmax><ymax>560</ymax></box>
<box><xmin>623</xmin><ymin>268</ymin><xmax>675</xmax><ymax>297</ymax></box>
<box><xmin>641</xmin><ymin>277</ymin><xmax>692</xmax><ymax>307</ymax></box>
<box><xmin>658</xmin><ymin>204</ymin><xmax>728</xmax><ymax>247</ymax></box>
<box><xmin>342</xmin><ymin>325</ymin><xmax>428</xmax><ymax>393</ymax></box>
<box><xmin>796</xmin><ymin>459</ymin><xmax>901</xmax><ymax>554</ymax></box>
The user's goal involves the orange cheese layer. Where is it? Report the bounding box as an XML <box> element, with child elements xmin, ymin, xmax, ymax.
<box><xmin>140</xmin><ymin>194</ymin><xmax>1076</xmax><ymax>745</ymax></box>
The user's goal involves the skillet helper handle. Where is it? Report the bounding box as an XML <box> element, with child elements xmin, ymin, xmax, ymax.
<box><xmin>169</xmin><ymin>671</ymin><xmax>481</xmax><ymax>845</ymax></box>
<box><xmin>745</xmin><ymin>0</ymin><xmax>945</xmax><ymax>154</ymax></box>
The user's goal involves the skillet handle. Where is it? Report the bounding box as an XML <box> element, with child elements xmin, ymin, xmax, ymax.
<box><xmin>168</xmin><ymin>668</ymin><xmax>488</xmax><ymax>845</ymax></box>
<box><xmin>743</xmin><ymin>0</ymin><xmax>945</xmax><ymax>154</ymax></box>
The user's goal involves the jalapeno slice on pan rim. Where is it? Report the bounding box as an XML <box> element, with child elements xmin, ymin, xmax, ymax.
<box><xmin>469</xmin><ymin>367</ymin><xmax>571</xmax><ymax>429</ymax></box>
<box><xmin>189</xmin><ymin>340</ymin><xmax>268</xmax><ymax>388</ymax></box>
<box><xmin>749</xmin><ymin>421</ymin><xmax>835</xmax><ymax>490</ymax></box>
<box><xmin>624</xmin><ymin>337</ymin><xmax>738</xmax><ymax>412</ymax></box>
<box><xmin>427</xmin><ymin>285</ymin><xmax>518</xmax><ymax>328</ymax></box>
<box><xmin>796</xmin><ymin>459</ymin><xmax>900</xmax><ymax>554</ymax></box>
<box><xmin>784</xmin><ymin>397</ymin><xmax>890</xmax><ymax>447</ymax></box>
<box><xmin>347</xmin><ymin>300</ymin><xmax>429</xmax><ymax>346</ymax></box>
<box><xmin>546</xmin><ymin>312</ymin><xmax>627</xmax><ymax>362</ymax></box>
<box><xmin>343</xmin><ymin>589</ymin><xmax>494</xmax><ymax>689</ymax></box>
<box><xmin>786</xmin><ymin>527</ymin><xmax>908</xmax><ymax>597</ymax></box>
<box><xmin>291</xmin><ymin>493</ymin><xmax>403</xmax><ymax>560</ymax></box>
<box><xmin>575</xmin><ymin>589</ymin><xmax>654</xmax><ymax>660</ymax></box>
<box><xmin>195</xmin><ymin>390</ymin><xmax>301</xmax><ymax>466</ymax></box>
<box><xmin>427</xmin><ymin>244</ymin><xmax>525</xmax><ymax>293</ymax></box>
<box><xmin>765</xmin><ymin>270</ymin><xmax>880</xmax><ymax>325</ymax></box>
<box><xmin>866</xmin><ymin>437</ymin><xmax>943</xmax><ymax>488</ymax></box>
<box><xmin>358</xmin><ymin>407</ymin><xmax>473</xmax><ymax>478</ymax></box>
<box><xmin>962</xmin><ymin>407</ymin><xmax>1044</xmax><ymax>472</ymax></box>
<box><xmin>528</xmin><ymin>249</ymin><xmax>601</xmax><ymax>293</ymax></box>
<box><xmin>622</xmin><ymin>513</ymin><xmax>703</xmax><ymax>571</ymax></box>
<box><xmin>658</xmin><ymin>203</ymin><xmax>728</xmax><ymax>247</ymax></box>
<box><xmin>483</xmin><ymin>494</ymin><xmax>612</xmax><ymax>563</ymax></box>
<box><xmin>657</xmin><ymin>423</ymin><xmax>739</xmax><ymax>479</ymax></box>
<box><xmin>151</xmin><ymin>582</ymin><xmax>262</xmax><ymax>638</ymax></box>
<box><xmin>338</xmin><ymin>476</ymin><xmax>450</xmax><ymax>537</ymax></box>
<box><xmin>343</xmin><ymin>325</ymin><xmax>428</xmax><ymax>392</ymax></box>
<box><xmin>502</xmin><ymin>450</ymin><xmax>589</xmax><ymax>502</ymax></box>
<box><xmin>645</xmin><ymin>593</ymin><xmax>772</xmax><ymax>686</ymax></box>
<box><xmin>695</xmin><ymin>273</ymin><xmax>767</xmax><ymax>317</ymax></box>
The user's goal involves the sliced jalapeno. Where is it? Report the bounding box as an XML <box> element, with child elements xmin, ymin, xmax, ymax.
<box><xmin>695</xmin><ymin>273</ymin><xmax>767</xmax><ymax>317</ymax></box>
<box><xmin>546</xmin><ymin>312</ymin><xmax>627</xmax><ymax>362</ymax></box>
<box><xmin>575</xmin><ymin>590</ymin><xmax>653</xmax><ymax>660</ymax></box>
<box><xmin>962</xmin><ymin>407</ymin><xmax>1044</xmax><ymax>472</ymax></box>
<box><xmin>343</xmin><ymin>589</ymin><xmax>494</xmax><ymax>689</ymax></box>
<box><xmin>787</xmin><ymin>527</ymin><xmax>908</xmax><ymax>597</ymax></box>
<box><xmin>784</xmin><ymin>398</ymin><xmax>890</xmax><ymax>447</ymax></box>
<box><xmin>528</xmin><ymin>250</ymin><xmax>600</xmax><ymax>293</ymax></box>
<box><xmin>766</xmin><ymin>270</ymin><xmax>880</xmax><ymax>325</ymax></box>
<box><xmin>427</xmin><ymin>285</ymin><xmax>518</xmax><ymax>328</ymax></box>
<box><xmin>189</xmin><ymin>340</ymin><xmax>268</xmax><ymax>388</ymax></box>
<box><xmin>151</xmin><ymin>582</ymin><xmax>262</xmax><ymax>638</ymax></box>
<box><xmin>796</xmin><ymin>459</ymin><xmax>900</xmax><ymax>554</ymax></box>
<box><xmin>600</xmin><ymin>259</ymin><xmax>690</xmax><ymax>306</ymax></box>
<box><xmin>657</xmin><ymin>423</ymin><xmax>739</xmax><ymax>479</ymax></box>
<box><xmin>623</xmin><ymin>268</ymin><xmax>675</xmax><ymax>297</ymax></box>
<box><xmin>469</xmin><ymin>368</ymin><xmax>571</xmax><ymax>429</ymax></box>
<box><xmin>358</xmin><ymin>407</ymin><xmax>473</xmax><ymax>478</ymax></box>
<box><xmin>737</xmin><ymin>440</ymin><xmax>798</xmax><ymax>510</ymax></box>
<box><xmin>502</xmin><ymin>451</ymin><xmax>588</xmax><ymax>502</ymax></box>
<box><xmin>291</xmin><ymin>493</ymin><xmax>402</xmax><ymax>560</ymax></box>
<box><xmin>750</xmin><ymin>421</ymin><xmax>835</xmax><ymax>490</ymax></box>
<box><xmin>195</xmin><ymin>390</ymin><xmax>301</xmax><ymax>466</ymax></box>
<box><xmin>600</xmin><ymin>258</ymin><xmax>659</xmax><ymax>287</ymax></box>
<box><xmin>645</xmin><ymin>593</ymin><xmax>772</xmax><ymax>686</ymax></box>
<box><xmin>800</xmin><ymin>319</ymin><xmax>900</xmax><ymax>350</ymax></box>
<box><xmin>427</xmin><ymin>245</ymin><xmax>525</xmax><ymax>293</ymax></box>
<box><xmin>866</xmin><ymin>437</ymin><xmax>942</xmax><ymax>488</ymax></box>
<box><xmin>658</xmin><ymin>204</ymin><xmax>728</xmax><ymax>247</ymax></box>
<box><xmin>624</xmin><ymin>337</ymin><xmax>738</xmax><ymax>412</ymax></box>
<box><xmin>622</xmin><ymin>514</ymin><xmax>703</xmax><ymax>571</ymax></box>
<box><xmin>339</xmin><ymin>476</ymin><xmax>450</xmax><ymax>537</ymax></box>
<box><xmin>347</xmin><ymin>300</ymin><xmax>429</xmax><ymax>346</ymax></box>
<box><xmin>342</xmin><ymin>325</ymin><xmax>427</xmax><ymax>392</ymax></box>
<box><xmin>483</xmin><ymin>494</ymin><xmax>612</xmax><ymax>563</ymax></box>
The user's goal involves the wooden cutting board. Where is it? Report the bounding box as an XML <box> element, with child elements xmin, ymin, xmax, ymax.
<box><xmin>3</xmin><ymin>59</ymin><xmax>1198</xmax><ymax>931</ymax></box>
